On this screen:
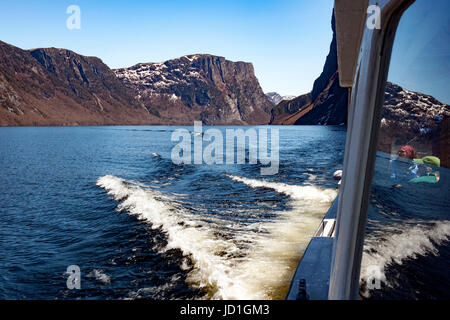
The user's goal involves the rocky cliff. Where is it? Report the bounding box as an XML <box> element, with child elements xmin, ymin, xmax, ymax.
<box><xmin>270</xmin><ymin>92</ymin><xmax>311</xmax><ymax>124</ymax></box>
<box><xmin>377</xmin><ymin>82</ymin><xmax>450</xmax><ymax>158</ymax></box>
<box><xmin>114</xmin><ymin>55</ymin><xmax>272</xmax><ymax>125</ymax></box>
<box><xmin>270</xmin><ymin>12</ymin><xmax>348</xmax><ymax>125</ymax></box>
<box><xmin>270</xmin><ymin>9</ymin><xmax>449</xmax><ymax>160</ymax></box>
<box><xmin>0</xmin><ymin>42</ymin><xmax>271</xmax><ymax>126</ymax></box>
<box><xmin>0</xmin><ymin>41</ymin><xmax>158</xmax><ymax>126</ymax></box>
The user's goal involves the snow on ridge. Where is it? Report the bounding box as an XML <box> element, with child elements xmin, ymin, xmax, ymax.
<box><xmin>169</xmin><ymin>93</ymin><xmax>179</xmax><ymax>101</ymax></box>
<box><xmin>183</xmin><ymin>54</ymin><xmax>201</xmax><ymax>62</ymax></box>
<box><xmin>382</xmin><ymin>82</ymin><xmax>449</xmax><ymax>136</ymax></box>
<box><xmin>282</xmin><ymin>95</ymin><xmax>296</xmax><ymax>101</ymax></box>
<box><xmin>265</xmin><ymin>92</ymin><xmax>296</xmax><ymax>105</ymax></box>
<box><xmin>114</xmin><ymin>55</ymin><xmax>207</xmax><ymax>92</ymax></box>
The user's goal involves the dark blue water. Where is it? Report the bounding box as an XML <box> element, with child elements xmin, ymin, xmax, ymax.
<box><xmin>0</xmin><ymin>125</ymin><xmax>345</xmax><ymax>299</ymax></box>
<box><xmin>0</xmin><ymin>125</ymin><xmax>448</xmax><ymax>300</ymax></box>
<box><xmin>360</xmin><ymin>152</ymin><xmax>450</xmax><ymax>300</ymax></box>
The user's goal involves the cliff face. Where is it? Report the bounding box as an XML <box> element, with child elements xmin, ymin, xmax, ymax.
<box><xmin>310</xmin><ymin>12</ymin><xmax>339</xmax><ymax>103</ymax></box>
<box><xmin>0</xmin><ymin>43</ymin><xmax>271</xmax><ymax>126</ymax></box>
<box><xmin>114</xmin><ymin>54</ymin><xmax>272</xmax><ymax>125</ymax></box>
<box><xmin>0</xmin><ymin>41</ymin><xmax>158</xmax><ymax>126</ymax></box>
<box><xmin>270</xmin><ymin>12</ymin><xmax>348</xmax><ymax>125</ymax></box>
<box><xmin>378</xmin><ymin>82</ymin><xmax>450</xmax><ymax>158</ymax></box>
<box><xmin>270</xmin><ymin>9</ymin><xmax>449</xmax><ymax>154</ymax></box>
<box><xmin>294</xmin><ymin>72</ymin><xmax>348</xmax><ymax>125</ymax></box>
<box><xmin>270</xmin><ymin>93</ymin><xmax>311</xmax><ymax>125</ymax></box>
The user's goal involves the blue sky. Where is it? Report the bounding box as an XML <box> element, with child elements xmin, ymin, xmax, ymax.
<box><xmin>388</xmin><ymin>0</ymin><xmax>450</xmax><ymax>104</ymax></box>
<box><xmin>0</xmin><ymin>0</ymin><xmax>335</xmax><ymax>96</ymax></box>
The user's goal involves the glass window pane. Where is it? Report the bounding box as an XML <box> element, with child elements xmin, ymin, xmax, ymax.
<box><xmin>360</xmin><ymin>0</ymin><xmax>450</xmax><ymax>299</ymax></box>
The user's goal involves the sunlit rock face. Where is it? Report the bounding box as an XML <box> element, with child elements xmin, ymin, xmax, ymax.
<box><xmin>377</xmin><ymin>81</ymin><xmax>450</xmax><ymax>160</ymax></box>
<box><xmin>114</xmin><ymin>54</ymin><xmax>273</xmax><ymax>125</ymax></box>
<box><xmin>0</xmin><ymin>41</ymin><xmax>157</xmax><ymax>126</ymax></box>
<box><xmin>0</xmin><ymin>42</ymin><xmax>271</xmax><ymax>126</ymax></box>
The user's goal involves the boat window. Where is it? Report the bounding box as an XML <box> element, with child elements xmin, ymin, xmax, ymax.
<box><xmin>360</xmin><ymin>0</ymin><xmax>450</xmax><ymax>299</ymax></box>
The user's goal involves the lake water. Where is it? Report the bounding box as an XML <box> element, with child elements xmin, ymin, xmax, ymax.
<box><xmin>0</xmin><ymin>125</ymin><xmax>448</xmax><ymax>299</ymax></box>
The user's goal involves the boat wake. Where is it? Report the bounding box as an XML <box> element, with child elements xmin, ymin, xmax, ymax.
<box><xmin>360</xmin><ymin>220</ymin><xmax>450</xmax><ymax>297</ymax></box>
<box><xmin>97</xmin><ymin>174</ymin><xmax>337</xmax><ymax>299</ymax></box>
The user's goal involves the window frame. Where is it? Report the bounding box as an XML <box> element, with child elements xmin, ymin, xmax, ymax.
<box><xmin>329</xmin><ymin>0</ymin><xmax>415</xmax><ymax>299</ymax></box>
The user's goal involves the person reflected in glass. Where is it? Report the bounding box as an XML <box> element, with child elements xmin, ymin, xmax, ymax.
<box><xmin>410</xmin><ymin>156</ymin><xmax>441</xmax><ymax>183</ymax></box>
<box><xmin>389</xmin><ymin>145</ymin><xmax>419</xmax><ymax>184</ymax></box>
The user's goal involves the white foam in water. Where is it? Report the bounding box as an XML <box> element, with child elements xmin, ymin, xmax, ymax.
<box><xmin>360</xmin><ymin>220</ymin><xmax>450</xmax><ymax>296</ymax></box>
<box><xmin>223</xmin><ymin>175</ymin><xmax>337</xmax><ymax>298</ymax></box>
<box><xmin>227</xmin><ymin>175</ymin><xmax>337</xmax><ymax>203</ymax></box>
<box><xmin>97</xmin><ymin>175</ymin><xmax>337</xmax><ymax>299</ymax></box>
<box><xmin>87</xmin><ymin>269</ymin><xmax>111</xmax><ymax>285</ymax></box>
<box><xmin>97</xmin><ymin>175</ymin><xmax>240</xmax><ymax>299</ymax></box>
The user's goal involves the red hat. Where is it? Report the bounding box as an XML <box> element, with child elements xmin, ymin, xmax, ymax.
<box><xmin>399</xmin><ymin>145</ymin><xmax>416</xmax><ymax>159</ymax></box>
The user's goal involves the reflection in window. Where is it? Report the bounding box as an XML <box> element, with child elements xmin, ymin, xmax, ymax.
<box><xmin>360</xmin><ymin>0</ymin><xmax>450</xmax><ymax>299</ymax></box>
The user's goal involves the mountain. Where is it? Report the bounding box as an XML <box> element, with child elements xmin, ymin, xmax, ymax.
<box><xmin>377</xmin><ymin>82</ymin><xmax>450</xmax><ymax>158</ymax></box>
<box><xmin>114</xmin><ymin>54</ymin><xmax>272</xmax><ymax>125</ymax></box>
<box><xmin>283</xmin><ymin>95</ymin><xmax>297</xmax><ymax>101</ymax></box>
<box><xmin>0</xmin><ymin>41</ymin><xmax>158</xmax><ymax>126</ymax></box>
<box><xmin>270</xmin><ymin>92</ymin><xmax>312</xmax><ymax>124</ymax></box>
<box><xmin>0</xmin><ymin>43</ymin><xmax>271</xmax><ymax>126</ymax></box>
<box><xmin>265</xmin><ymin>92</ymin><xmax>283</xmax><ymax>105</ymax></box>
<box><xmin>269</xmin><ymin>8</ymin><xmax>449</xmax><ymax>160</ymax></box>
<box><xmin>265</xmin><ymin>92</ymin><xmax>295</xmax><ymax>106</ymax></box>
<box><xmin>270</xmin><ymin>12</ymin><xmax>348</xmax><ymax>125</ymax></box>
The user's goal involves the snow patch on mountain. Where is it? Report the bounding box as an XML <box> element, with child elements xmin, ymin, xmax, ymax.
<box><xmin>265</xmin><ymin>92</ymin><xmax>295</xmax><ymax>105</ymax></box>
